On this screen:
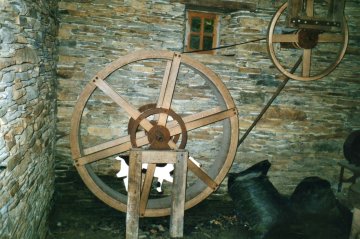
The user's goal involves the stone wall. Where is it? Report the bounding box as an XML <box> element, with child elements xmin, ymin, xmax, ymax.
<box><xmin>55</xmin><ymin>0</ymin><xmax>360</xmax><ymax>215</ymax></box>
<box><xmin>0</xmin><ymin>0</ymin><xmax>58</xmax><ymax>238</ymax></box>
<box><xmin>221</xmin><ymin>0</ymin><xmax>360</xmax><ymax>193</ymax></box>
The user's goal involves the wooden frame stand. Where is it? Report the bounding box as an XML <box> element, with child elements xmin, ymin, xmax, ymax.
<box><xmin>350</xmin><ymin>208</ymin><xmax>360</xmax><ymax>239</ymax></box>
<box><xmin>126</xmin><ymin>149</ymin><xmax>188</xmax><ymax>239</ymax></box>
<box><xmin>337</xmin><ymin>161</ymin><xmax>360</xmax><ymax>192</ymax></box>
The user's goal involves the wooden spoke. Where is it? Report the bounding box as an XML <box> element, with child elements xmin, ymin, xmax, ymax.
<box><xmin>157</xmin><ymin>60</ymin><xmax>172</xmax><ymax>108</ymax></box>
<box><xmin>153</xmin><ymin>60</ymin><xmax>171</xmax><ymax>123</ymax></box>
<box><xmin>169</xmin><ymin>107</ymin><xmax>223</xmax><ymax>128</ymax></box>
<box><xmin>75</xmin><ymin>142</ymin><xmax>130</xmax><ymax>166</ymax></box>
<box><xmin>139</xmin><ymin>164</ymin><xmax>156</xmax><ymax>217</ymax></box>
<box><xmin>318</xmin><ymin>33</ymin><xmax>344</xmax><ymax>43</ymax></box>
<box><xmin>302</xmin><ymin>49</ymin><xmax>312</xmax><ymax>77</ymax></box>
<box><xmin>306</xmin><ymin>0</ymin><xmax>314</xmax><ymax>17</ymax></box>
<box><xmin>83</xmin><ymin>133</ymin><xmax>142</xmax><ymax>155</ymax></box>
<box><xmin>180</xmin><ymin>108</ymin><xmax>236</xmax><ymax>133</ymax></box>
<box><xmin>167</xmin><ymin>139</ymin><xmax>217</xmax><ymax>190</ymax></box>
<box><xmin>187</xmin><ymin>158</ymin><xmax>217</xmax><ymax>190</ymax></box>
<box><xmin>76</xmin><ymin>135</ymin><xmax>149</xmax><ymax>166</ymax></box>
<box><xmin>157</xmin><ymin>53</ymin><xmax>182</xmax><ymax>126</ymax></box>
<box><xmin>93</xmin><ymin>77</ymin><xmax>153</xmax><ymax>131</ymax></box>
<box><xmin>272</xmin><ymin>34</ymin><xmax>298</xmax><ymax>43</ymax></box>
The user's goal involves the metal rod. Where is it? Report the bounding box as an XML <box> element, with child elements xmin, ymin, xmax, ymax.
<box><xmin>182</xmin><ymin>38</ymin><xmax>266</xmax><ymax>54</ymax></box>
<box><xmin>237</xmin><ymin>56</ymin><xmax>303</xmax><ymax>147</ymax></box>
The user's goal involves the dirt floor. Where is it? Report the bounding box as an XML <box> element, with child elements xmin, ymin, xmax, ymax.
<box><xmin>46</xmin><ymin>170</ymin><xmax>352</xmax><ymax>239</ymax></box>
<box><xmin>46</xmin><ymin>196</ymin><xmax>252</xmax><ymax>239</ymax></box>
<box><xmin>46</xmin><ymin>194</ymin><xmax>352</xmax><ymax>239</ymax></box>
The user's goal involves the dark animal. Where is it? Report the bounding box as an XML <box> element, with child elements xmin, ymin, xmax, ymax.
<box><xmin>228</xmin><ymin>163</ymin><xmax>352</xmax><ymax>239</ymax></box>
<box><xmin>266</xmin><ymin>177</ymin><xmax>352</xmax><ymax>239</ymax></box>
<box><xmin>228</xmin><ymin>160</ymin><xmax>290</xmax><ymax>239</ymax></box>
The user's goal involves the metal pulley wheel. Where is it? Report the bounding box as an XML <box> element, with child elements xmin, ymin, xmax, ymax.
<box><xmin>70</xmin><ymin>50</ymin><xmax>239</xmax><ymax>217</ymax></box>
<box><xmin>267</xmin><ymin>2</ymin><xmax>349</xmax><ymax>81</ymax></box>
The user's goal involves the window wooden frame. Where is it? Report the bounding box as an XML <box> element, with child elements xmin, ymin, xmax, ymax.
<box><xmin>185</xmin><ymin>11</ymin><xmax>219</xmax><ymax>54</ymax></box>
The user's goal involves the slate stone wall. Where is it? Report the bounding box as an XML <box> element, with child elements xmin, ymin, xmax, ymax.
<box><xmin>0</xmin><ymin>0</ymin><xmax>58</xmax><ymax>238</ymax></box>
<box><xmin>55</xmin><ymin>0</ymin><xmax>360</xmax><ymax>213</ymax></box>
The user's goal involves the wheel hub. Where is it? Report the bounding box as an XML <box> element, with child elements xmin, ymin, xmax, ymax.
<box><xmin>147</xmin><ymin>125</ymin><xmax>171</xmax><ymax>150</ymax></box>
<box><xmin>129</xmin><ymin>106</ymin><xmax>187</xmax><ymax>150</ymax></box>
<box><xmin>297</xmin><ymin>29</ymin><xmax>319</xmax><ymax>49</ymax></box>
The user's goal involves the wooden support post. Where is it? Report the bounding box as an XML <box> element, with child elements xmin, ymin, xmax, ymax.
<box><xmin>337</xmin><ymin>161</ymin><xmax>360</xmax><ymax>192</ymax></box>
<box><xmin>170</xmin><ymin>150</ymin><xmax>188</xmax><ymax>238</ymax></box>
<box><xmin>126</xmin><ymin>150</ymin><xmax>142</xmax><ymax>239</ymax></box>
<box><xmin>126</xmin><ymin>149</ymin><xmax>188</xmax><ymax>239</ymax></box>
<box><xmin>350</xmin><ymin>208</ymin><xmax>360</xmax><ymax>239</ymax></box>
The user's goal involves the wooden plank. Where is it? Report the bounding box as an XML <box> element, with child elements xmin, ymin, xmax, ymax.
<box><xmin>76</xmin><ymin>141</ymin><xmax>132</xmax><ymax>166</ymax></box>
<box><xmin>157</xmin><ymin>60</ymin><xmax>173</xmax><ymax>108</ymax></box>
<box><xmin>141</xmin><ymin>150</ymin><xmax>178</xmax><ymax>164</ymax></box>
<box><xmin>158</xmin><ymin>53</ymin><xmax>182</xmax><ymax>126</ymax></box>
<box><xmin>288</xmin><ymin>0</ymin><xmax>302</xmax><ymax>18</ymax></box>
<box><xmin>166</xmin><ymin>108</ymin><xmax>236</xmax><ymax>148</ymax></box>
<box><xmin>166</xmin><ymin>106</ymin><xmax>223</xmax><ymax>130</ymax></box>
<box><xmin>139</xmin><ymin>164</ymin><xmax>156</xmax><ymax>217</ymax></box>
<box><xmin>180</xmin><ymin>108</ymin><xmax>236</xmax><ymax>133</ymax></box>
<box><xmin>318</xmin><ymin>33</ymin><xmax>344</xmax><ymax>43</ymax></box>
<box><xmin>272</xmin><ymin>34</ymin><xmax>297</xmax><ymax>43</ymax></box>
<box><xmin>302</xmin><ymin>49</ymin><xmax>312</xmax><ymax>77</ymax></box>
<box><xmin>333</xmin><ymin>0</ymin><xmax>345</xmax><ymax>23</ymax></box>
<box><xmin>166</xmin><ymin>108</ymin><xmax>236</xmax><ymax>149</ymax></box>
<box><xmin>306</xmin><ymin>0</ymin><xmax>314</xmax><ymax>17</ymax></box>
<box><xmin>170</xmin><ymin>151</ymin><xmax>188</xmax><ymax>238</ymax></box>
<box><xmin>76</xmin><ymin>136</ymin><xmax>149</xmax><ymax>166</ymax></box>
<box><xmin>126</xmin><ymin>150</ymin><xmax>142</xmax><ymax>239</ymax></box>
<box><xmin>83</xmin><ymin>131</ymin><xmax>145</xmax><ymax>155</ymax></box>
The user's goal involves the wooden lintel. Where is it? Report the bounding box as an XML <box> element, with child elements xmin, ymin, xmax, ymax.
<box><xmin>170</xmin><ymin>0</ymin><xmax>256</xmax><ymax>13</ymax></box>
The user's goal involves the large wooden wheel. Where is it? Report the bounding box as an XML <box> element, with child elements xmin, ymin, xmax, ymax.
<box><xmin>267</xmin><ymin>2</ymin><xmax>348</xmax><ymax>81</ymax></box>
<box><xmin>70</xmin><ymin>50</ymin><xmax>239</xmax><ymax>217</ymax></box>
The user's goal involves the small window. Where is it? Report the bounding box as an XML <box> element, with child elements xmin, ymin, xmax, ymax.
<box><xmin>186</xmin><ymin>11</ymin><xmax>219</xmax><ymax>53</ymax></box>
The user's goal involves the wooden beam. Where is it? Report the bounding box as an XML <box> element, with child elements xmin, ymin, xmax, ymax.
<box><xmin>170</xmin><ymin>0</ymin><xmax>256</xmax><ymax>12</ymax></box>
<box><xmin>170</xmin><ymin>151</ymin><xmax>188</xmax><ymax>238</ymax></box>
<box><xmin>126</xmin><ymin>150</ymin><xmax>142</xmax><ymax>239</ymax></box>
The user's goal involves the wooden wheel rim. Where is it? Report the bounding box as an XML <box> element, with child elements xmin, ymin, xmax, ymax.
<box><xmin>70</xmin><ymin>50</ymin><xmax>239</xmax><ymax>217</ymax></box>
<box><xmin>267</xmin><ymin>2</ymin><xmax>349</xmax><ymax>81</ymax></box>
